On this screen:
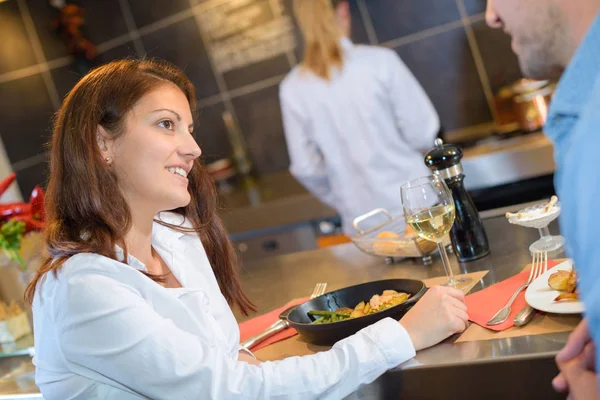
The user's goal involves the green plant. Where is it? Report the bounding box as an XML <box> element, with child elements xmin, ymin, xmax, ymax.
<box><xmin>0</xmin><ymin>220</ymin><xmax>26</xmax><ymax>270</ymax></box>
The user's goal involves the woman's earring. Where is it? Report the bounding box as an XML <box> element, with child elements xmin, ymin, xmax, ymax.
<box><xmin>105</xmin><ymin>157</ymin><xmax>112</xmax><ymax>165</ymax></box>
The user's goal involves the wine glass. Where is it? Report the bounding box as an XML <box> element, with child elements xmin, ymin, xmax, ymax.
<box><xmin>401</xmin><ymin>175</ymin><xmax>473</xmax><ymax>291</ymax></box>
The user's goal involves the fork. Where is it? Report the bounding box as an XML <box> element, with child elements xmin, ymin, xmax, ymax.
<box><xmin>514</xmin><ymin>252</ymin><xmax>548</xmax><ymax>326</ymax></box>
<box><xmin>240</xmin><ymin>282</ymin><xmax>328</xmax><ymax>350</ymax></box>
<box><xmin>487</xmin><ymin>252</ymin><xmax>547</xmax><ymax>326</ymax></box>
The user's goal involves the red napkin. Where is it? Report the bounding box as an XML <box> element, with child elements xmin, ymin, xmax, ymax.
<box><xmin>239</xmin><ymin>297</ymin><xmax>310</xmax><ymax>352</ymax></box>
<box><xmin>466</xmin><ymin>260</ymin><xmax>560</xmax><ymax>331</ymax></box>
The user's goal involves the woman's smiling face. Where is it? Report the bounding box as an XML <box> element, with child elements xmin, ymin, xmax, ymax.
<box><xmin>102</xmin><ymin>82</ymin><xmax>202</xmax><ymax>214</ymax></box>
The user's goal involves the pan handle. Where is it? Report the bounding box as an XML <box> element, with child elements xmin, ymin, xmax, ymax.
<box><xmin>240</xmin><ymin>319</ymin><xmax>290</xmax><ymax>351</ymax></box>
<box><xmin>353</xmin><ymin>208</ymin><xmax>393</xmax><ymax>234</ymax></box>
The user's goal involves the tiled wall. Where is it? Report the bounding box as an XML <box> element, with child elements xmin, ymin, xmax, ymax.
<box><xmin>0</xmin><ymin>0</ymin><xmax>522</xmax><ymax>198</ymax></box>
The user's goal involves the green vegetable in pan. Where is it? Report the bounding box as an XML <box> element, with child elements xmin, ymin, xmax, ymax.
<box><xmin>309</xmin><ymin>290</ymin><xmax>410</xmax><ymax>324</ymax></box>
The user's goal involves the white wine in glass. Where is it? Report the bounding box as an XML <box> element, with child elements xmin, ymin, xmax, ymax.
<box><xmin>401</xmin><ymin>176</ymin><xmax>473</xmax><ymax>291</ymax></box>
<box><xmin>406</xmin><ymin>204</ymin><xmax>456</xmax><ymax>242</ymax></box>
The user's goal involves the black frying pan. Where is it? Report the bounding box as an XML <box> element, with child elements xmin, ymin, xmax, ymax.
<box><xmin>282</xmin><ymin>279</ymin><xmax>427</xmax><ymax>346</ymax></box>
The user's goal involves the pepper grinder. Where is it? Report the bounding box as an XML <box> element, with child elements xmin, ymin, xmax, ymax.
<box><xmin>424</xmin><ymin>139</ymin><xmax>490</xmax><ymax>262</ymax></box>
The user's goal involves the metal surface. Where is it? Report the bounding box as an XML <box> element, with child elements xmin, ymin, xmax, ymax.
<box><xmin>434</xmin><ymin>164</ymin><xmax>464</xmax><ymax>180</ymax></box>
<box><xmin>0</xmin><ymin>202</ymin><xmax>570</xmax><ymax>399</ymax></box>
<box><xmin>237</xmin><ymin>206</ymin><xmax>571</xmax><ymax>369</ymax></box>
<box><xmin>462</xmin><ymin>132</ymin><xmax>555</xmax><ymax>191</ymax></box>
<box><xmin>514</xmin><ymin>305</ymin><xmax>536</xmax><ymax>326</ymax></box>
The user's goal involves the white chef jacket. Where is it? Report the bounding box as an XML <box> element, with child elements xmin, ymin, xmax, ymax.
<box><xmin>280</xmin><ymin>38</ymin><xmax>440</xmax><ymax>235</ymax></box>
<box><xmin>32</xmin><ymin>212</ymin><xmax>416</xmax><ymax>399</ymax></box>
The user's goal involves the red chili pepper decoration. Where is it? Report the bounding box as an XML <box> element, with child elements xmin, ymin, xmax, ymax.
<box><xmin>0</xmin><ymin>173</ymin><xmax>16</xmax><ymax>198</ymax></box>
<box><xmin>30</xmin><ymin>186</ymin><xmax>45</xmax><ymax>221</ymax></box>
<box><xmin>0</xmin><ymin>174</ymin><xmax>46</xmax><ymax>233</ymax></box>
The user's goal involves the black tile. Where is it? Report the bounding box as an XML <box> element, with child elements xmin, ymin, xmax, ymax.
<box><xmin>51</xmin><ymin>42</ymin><xmax>139</xmax><ymax>102</ymax></box>
<box><xmin>231</xmin><ymin>86</ymin><xmax>289</xmax><ymax>175</ymax></box>
<box><xmin>51</xmin><ymin>63</ymin><xmax>81</xmax><ymax>103</ymax></box>
<box><xmin>0</xmin><ymin>1</ymin><xmax>38</xmax><ymax>74</ymax></box>
<box><xmin>15</xmin><ymin>161</ymin><xmax>49</xmax><ymax>200</ymax></box>
<box><xmin>28</xmin><ymin>1</ymin><xmax>129</xmax><ymax>62</ymax></box>
<box><xmin>366</xmin><ymin>0</ymin><xmax>461</xmax><ymax>43</ymax></box>
<box><xmin>97</xmin><ymin>41</ymin><xmax>139</xmax><ymax>64</ymax></box>
<box><xmin>463</xmin><ymin>0</ymin><xmax>487</xmax><ymax>15</ymax></box>
<box><xmin>0</xmin><ymin>74</ymin><xmax>54</xmax><ymax>163</ymax></box>
<box><xmin>126</xmin><ymin>0</ymin><xmax>191</xmax><ymax>29</ymax></box>
<box><xmin>349</xmin><ymin>0</ymin><xmax>371</xmax><ymax>45</ymax></box>
<box><xmin>471</xmin><ymin>20</ymin><xmax>523</xmax><ymax>92</ymax></box>
<box><xmin>141</xmin><ymin>16</ymin><xmax>220</xmax><ymax>99</ymax></box>
<box><xmin>195</xmin><ymin>102</ymin><xmax>233</xmax><ymax>164</ymax></box>
<box><xmin>82</xmin><ymin>1</ymin><xmax>130</xmax><ymax>44</ymax></box>
<box><xmin>223</xmin><ymin>55</ymin><xmax>290</xmax><ymax>90</ymax></box>
<box><xmin>395</xmin><ymin>27</ymin><xmax>492</xmax><ymax>131</ymax></box>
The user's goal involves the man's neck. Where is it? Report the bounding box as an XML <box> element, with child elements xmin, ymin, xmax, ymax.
<box><xmin>562</xmin><ymin>5</ymin><xmax>600</xmax><ymax>67</ymax></box>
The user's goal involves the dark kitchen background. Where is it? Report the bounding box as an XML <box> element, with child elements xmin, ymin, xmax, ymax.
<box><xmin>0</xmin><ymin>0</ymin><xmax>521</xmax><ymax>198</ymax></box>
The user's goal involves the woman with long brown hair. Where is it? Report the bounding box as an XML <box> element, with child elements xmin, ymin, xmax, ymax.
<box><xmin>28</xmin><ymin>58</ymin><xmax>467</xmax><ymax>399</ymax></box>
<box><xmin>282</xmin><ymin>0</ymin><xmax>440</xmax><ymax>236</ymax></box>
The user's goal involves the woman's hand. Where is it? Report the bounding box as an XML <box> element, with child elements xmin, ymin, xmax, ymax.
<box><xmin>399</xmin><ymin>285</ymin><xmax>468</xmax><ymax>351</ymax></box>
<box><xmin>238</xmin><ymin>350</ymin><xmax>261</xmax><ymax>366</ymax></box>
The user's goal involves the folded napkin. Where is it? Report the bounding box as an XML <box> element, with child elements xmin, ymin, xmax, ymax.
<box><xmin>465</xmin><ymin>260</ymin><xmax>559</xmax><ymax>331</ymax></box>
<box><xmin>239</xmin><ymin>297</ymin><xmax>310</xmax><ymax>352</ymax></box>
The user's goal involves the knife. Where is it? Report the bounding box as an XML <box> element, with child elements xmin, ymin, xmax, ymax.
<box><xmin>514</xmin><ymin>305</ymin><xmax>536</xmax><ymax>326</ymax></box>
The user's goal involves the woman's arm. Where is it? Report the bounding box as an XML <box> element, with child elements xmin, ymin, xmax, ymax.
<box><xmin>52</xmin><ymin>271</ymin><xmax>415</xmax><ymax>400</ymax></box>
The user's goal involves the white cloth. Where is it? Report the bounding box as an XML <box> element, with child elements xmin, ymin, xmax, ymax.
<box><xmin>33</xmin><ymin>212</ymin><xmax>416</xmax><ymax>399</ymax></box>
<box><xmin>280</xmin><ymin>38</ymin><xmax>440</xmax><ymax>235</ymax></box>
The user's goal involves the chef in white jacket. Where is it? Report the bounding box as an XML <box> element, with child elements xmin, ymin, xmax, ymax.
<box><xmin>29</xmin><ymin>58</ymin><xmax>467</xmax><ymax>399</ymax></box>
<box><xmin>281</xmin><ymin>0</ymin><xmax>440</xmax><ymax>236</ymax></box>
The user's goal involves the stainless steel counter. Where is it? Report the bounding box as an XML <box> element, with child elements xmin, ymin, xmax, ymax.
<box><xmin>237</xmin><ymin>204</ymin><xmax>571</xmax><ymax>398</ymax></box>
<box><xmin>0</xmin><ymin>202</ymin><xmax>570</xmax><ymax>399</ymax></box>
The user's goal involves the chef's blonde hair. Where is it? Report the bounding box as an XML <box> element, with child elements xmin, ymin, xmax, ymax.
<box><xmin>293</xmin><ymin>0</ymin><xmax>347</xmax><ymax>80</ymax></box>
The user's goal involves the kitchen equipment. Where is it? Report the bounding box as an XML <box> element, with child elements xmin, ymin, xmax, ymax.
<box><xmin>491</xmin><ymin>79</ymin><xmax>555</xmax><ymax>134</ymax></box>
<box><xmin>350</xmin><ymin>208</ymin><xmax>448</xmax><ymax>265</ymax></box>
<box><xmin>492</xmin><ymin>85</ymin><xmax>520</xmax><ymax>134</ymax></box>
<box><xmin>425</xmin><ymin>139</ymin><xmax>490</xmax><ymax>262</ymax></box>
<box><xmin>487</xmin><ymin>251</ymin><xmax>548</xmax><ymax>326</ymax></box>
<box><xmin>287</xmin><ymin>279</ymin><xmax>426</xmax><ymax>346</ymax></box>
<box><xmin>222</xmin><ymin>111</ymin><xmax>252</xmax><ymax>177</ymax></box>
<box><xmin>525</xmin><ymin>259</ymin><xmax>584</xmax><ymax>314</ymax></box>
<box><xmin>206</xmin><ymin>158</ymin><xmax>238</xmax><ymax>194</ymax></box>
<box><xmin>514</xmin><ymin>84</ymin><xmax>555</xmax><ymax>132</ymax></box>
<box><xmin>240</xmin><ymin>282</ymin><xmax>327</xmax><ymax>350</ymax></box>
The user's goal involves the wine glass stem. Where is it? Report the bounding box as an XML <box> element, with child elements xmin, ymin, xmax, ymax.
<box><xmin>437</xmin><ymin>242</ymin><xmax>455</xmax><ymax>283</ymax></box>
<box><xmin>539</xmin><ymin>226</ymin><xmax>551</xmax><ymax>238</ymax></box>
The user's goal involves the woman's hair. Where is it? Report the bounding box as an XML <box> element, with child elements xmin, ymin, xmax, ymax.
<box><xmin>25</xmin><ymin>59</ymin><xmax>255</xmax><ymax>315</ymax></box>
<box><xmin>294</xmin><ymin>0</ymin><xmax>348</xmax><ymax>80</ymax></box>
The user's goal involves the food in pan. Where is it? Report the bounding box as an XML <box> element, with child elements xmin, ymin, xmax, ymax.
<box><xmin>548</xmin><ymin>268</ymin><xmax>579</xmax><ymax>302</ymax></box>
<box><xmin>309</xmin><ymin>289</ymin><xmax>411</xmax><ymax>324</ymax></box>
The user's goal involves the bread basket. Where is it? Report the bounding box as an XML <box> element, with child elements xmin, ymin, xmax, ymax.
<box><xmin>351</xmin><ymin>208</ymin><xmax>450</xmax><ymax>265</ymax></box>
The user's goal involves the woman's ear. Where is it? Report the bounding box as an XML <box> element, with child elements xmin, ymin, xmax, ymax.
<box><xmin>96</xmin><ymin>125</ymin><xmax>113</xmax><ymax>165</ymax></box>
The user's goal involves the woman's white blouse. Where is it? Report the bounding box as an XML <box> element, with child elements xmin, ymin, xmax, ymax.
<box><xmin>33</xmin><ymin>213</ymin><xmax>416</xmax><ymax>399</ymax></box>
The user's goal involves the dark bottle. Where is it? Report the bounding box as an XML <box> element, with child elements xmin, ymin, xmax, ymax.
<box><xmin>424</xmin><ymin>139</ymin><xmax>490</xmax><ymax>262</ymax></box>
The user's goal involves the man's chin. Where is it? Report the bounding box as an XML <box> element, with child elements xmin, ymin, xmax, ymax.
<box><xmin>518</xmin><ymin>55</ymin><xmax>564</xmax><ymax>81</ymax></box>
